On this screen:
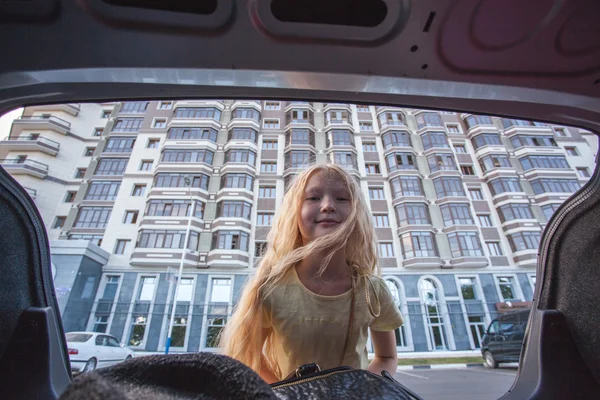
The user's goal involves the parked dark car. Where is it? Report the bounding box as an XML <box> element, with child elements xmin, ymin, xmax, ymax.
<box><xmin>481</xmin><ymin>309</ymin><xmax>531</xmax><ymax>368</ymax></box>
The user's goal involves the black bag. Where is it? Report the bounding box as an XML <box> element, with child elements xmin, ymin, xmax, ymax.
<box><xmin>270</xmin><ymin>363</ymin><xmax>423</xmax><ymax>400</ymax></box>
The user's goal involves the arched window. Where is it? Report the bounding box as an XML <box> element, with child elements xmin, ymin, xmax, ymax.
<box><xmin>385</xmin><ymin>279</ymin><xmax>408</xmax><ymax>349</ymax></box>
<box><xmin>419</xmin><ymin>278</ymin><xmax>450</xmax><ymax>351</ymax></box>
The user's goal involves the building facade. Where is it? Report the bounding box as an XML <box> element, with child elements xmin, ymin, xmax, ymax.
<box><xmin>0</xmin><ymin>100</ymin><xmax>596</xmax><ymax>353</ymax></box>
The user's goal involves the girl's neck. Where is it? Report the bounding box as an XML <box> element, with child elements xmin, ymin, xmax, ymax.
<box><xmin>296</xmin><ymin>247</ymin><xmax>351</xmax><ymax>282</ymax></box>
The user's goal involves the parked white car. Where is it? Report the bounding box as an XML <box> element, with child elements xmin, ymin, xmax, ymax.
<box><xmin>66</xmin><ymin>332</ymin><xmax>134</xmax><ymax>374</ymax></box>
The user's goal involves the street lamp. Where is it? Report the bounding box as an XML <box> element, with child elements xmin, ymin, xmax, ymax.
<box><xmin>165</xmin><ymin>176</ymin><xmax>196</xmax><ymax>354</ymax></box>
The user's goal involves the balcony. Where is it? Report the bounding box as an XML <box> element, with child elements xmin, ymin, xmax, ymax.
<box><xmin>285</xmin><ymin>102</ymin><xmax>314</xmax><ymax>112</ymax></box>
<box><xmin>0</xmin><ymin>135</ymin><xmax>60</xmax><ymax>156</ymax></box>
<box><xmin>26</xmin><ymin>103</ymin><xmax>80</xmax><ymax>116</ymax></box>
<box><xmin>11</xmin><ymin>115</ymin><xmax>71</xmax><ymax>136</ymax></box>
<box><xmin>0</xmin><ymin>158</ymin><xmax>49</xmax><ymax>178</ymax></box>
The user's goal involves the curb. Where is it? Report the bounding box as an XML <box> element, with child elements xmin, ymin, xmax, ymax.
<box><xmin>397</xmin><ymin>363</ymin><xmax>484</xmax><ymax>371</ymax></box>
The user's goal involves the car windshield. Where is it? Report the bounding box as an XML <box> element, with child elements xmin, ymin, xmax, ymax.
<box><xmin>66</xmin><ymin>333</ymin><xmax>92</xmax><ymax>343</ymax></box>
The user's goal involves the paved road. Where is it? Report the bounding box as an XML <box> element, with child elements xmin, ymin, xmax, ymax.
<box><xmin>394</xmin><ymin>366</ymin><xmax>518</xmax><ymax>400</ymax></box>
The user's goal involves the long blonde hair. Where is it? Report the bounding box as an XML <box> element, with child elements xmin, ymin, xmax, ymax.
<box><xmin>219</xmin><ymin>163</ymin><xmax>379</xmax><ymax>378</ymax></box>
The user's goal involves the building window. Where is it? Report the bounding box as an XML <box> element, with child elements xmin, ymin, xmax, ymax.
<box><xmin>460</xmin><ymin>165</ymin><xmax>475</xmax><ymax>175</ymax></box>
<box><xmin>264</xmin><ymin>101</ymin><xmax>280</xmax><ymax>110</ymax></box>
<box><xmin>468</xmin><ymin>189</ymin><xmax>484</xmax><ymax>200</ymax></box>
<box><xmin>498</xmin><ymin>203</ymin><xmax>534</xmax><ymax>222</ymax></box>
<box><xmin>471</xmin><ymin>133</ymin><xmax>502</xmax><ymax>150</ymax></box>
<box><xmin>158</xmin><ymin>101</ymin><xmax>173</xmax><ymax>110</ymax></box>
<box><xmin>259</xmin><ymin>186</ymin><xmax>276</xmax><ymax>198</ymax></box>
<box><xmin>368</xmin><ymin>187</ymin><xmax>385</xmax><ymax>200</ymax></box>
<box><xmin>220</xmin><ymin>173</ymin><xmax>254</xmax><ymax>191</ymax></box>
<box><xmin>288</xmin><ymin>109</ymin><xmax>311</xmax><ymax>123</ymax></box>
<box><xmin>147</xmin><ymin>138</ymin><xmax>160</xmax><ymax>148</ymax></box>
<box><xmin>477</xmin><ymin>214</ymin><xmax>493</xmax><ymax>227</ymax></box>
<box><xmin>373</xmin><ymin>214</ymin><xmax>390</xmax><ymax>227</ymax></box>
<box><xmin>496</xmin><ymin>276</ymin><xmax>518</xmax><ymax>301</ymax></box>
<box><xmin>421</xmin><ymin>132</ymin><xmax>449</xmax><ymax>150</ymax></box>
<box><xmin>564</xmin><ymin>146</ymin><xmax>579</xmax><ymax>156</ymax></box>
<box><xmin>145</xmin><ymin>199</ymin><xmax>204</xmax><ymax>218</ymax></box>
<box><xmin>502</xmin><ymin>119</ymin><xmax>547</xmax><ymax>129</ymax></box>
<box><xmin>121</xmin><ymin>101</ymin><xmax>149</xmax><ymax>114</ymax></box>
<box><xmin>139</xmin><ymin>160</ymin><xmax>153</xmax><ymax>171</ymax></box>
<box><xmin>383</xmin><ymin>279</ymin><xmax>408</xmax><ymax>348</ymax></box>
<box><xmin>419</xmin><ymin>278</ymin><xmax>449</xmax><ymax>350</ymax></box>
<box><xmin>85</xmin><ymin>181</ymin><xmax>121</xmax><ymax>200</ymax></box>
<box><xmin>541</xmin><ymin>203</ymin><xmax>561</xmax><ymax>219</ymax></box>
<box><xmin>530</xmin><ymin>178</ymin><xmax>580</xmax><ymax>195</ymax></box>
<box><xmin>95</xmin><ymin>158</ymin><xmax>128</xmax><ymax>176</ymax></box>
<box><xmin>212</xmin><ymin>231</ymin><xmax>250</xmax><ymax>251</ymax></box>
<box><xmin>395</xmin><ymin>203</ymin><xmax>430</xmax><ymax>226</ymax></box>
<box><xmin>446</xmin><ymin>124</ymin><xmax>460</xmax><ymax>134</ymax></box>
<box><xmin>114</xmin><ymin>239</ymin><xmax>130</xmax><ymax>255</ymax></box>
<box><xmin>68</xmin><ymin>234</ymin><xmax>103</xmax><ymax>246</ymax></box>
<box><xmin>93</xmin><ymin>128</ymin><xmax>104</xmax><ymax>137</ymax></box>
<box><xmin>52</xmin><ymin>216</ymin><xmax>66</xmax><ymax>229</ymax></box>
<box><xmin>93</xmin><ymin>316</ymin><xmax>109</xmax><ymax>333</ymax></box>
<box><xmin>325</xmin><ymin>110</ymin><xmax>350</xmax><ymax>125</ymax></box>
<box><xmin>74</xmin><ymin>207</ymin><xmax>112</xmax><ymax>228</ymax></box>
<box><xmin>440</xmin><ymin>204</ymin><xmax>474</xmax><ymax>226</ymax></box>
<box><xmin>154</xmin><ymin>173</ymin><xmax>210</xmax><ymax>190</ymax></box>
<box><xmin>488</xmin><ymin>178</ymin><xmax>523</xmax><ymax>195</ymax></box>
<box><xmin>64</xmin><ymin>191</ymin><xmax>77</xmax><ymax>203</ymax></box>
<box><xmin>359</xmin><ymin>121</ymin><xmax>373</xmax><ymax>131</ymax></box>
<box><xmin>508</xmin><ymin>231</ymin><xmax>541</xmax><ymax>252</ymax></box>
<box><xmin>553</xmin><ymin>127</ymin><xmax>568</xmax><ymax>137</ymax></box>
<box><xmin>217</xmin><ymin>201</ymin><xmax>252</xmax><ymax>220</ymax></box>
<box><xmin>378</xmin><ymin>112</ymin><xmax>405</xmax><ymax>127</ymax></box>
<box><xmin>479</xmin><ymin>154</ymin><xmax>511</xmax><ymax>173</ymax></box>
<box><xmin>433</xmin><ymin>177</ymin><xmax>465</xmax><ymax>198</ymax></box>
<box><xmin>137</xmin><ymin>230</ymin><xmax>199</xmax><ymax>250</ymax></box>
<box><xmin>453</xmin><ymin>144</ymin><xmax>466</xmax><ymax>153</ymax></box>
<box><xmin>382</xmin><ymin>131</ymin><xmax>411</xmax><ymax>148</ymax></box>
<box><xmin>101</xmin><ymin>110</ymin><xmax>111</xmax><ymax>119</ymax></box>
<box><xmin>84</xmin><ymin>147</ymin><xmax>95</xmax><ymax>156</ymax></box>
<box><xmin>391</xmin><ymin>176</ymin><xmax>424</xmax><ymax>198</ymax></box>
<box><xmin>377</xmin><ymin>243</ymin><xmax>395</xmax><ymax>258</ymax></box>
<box><xmin>261</xmin><ymin>161</ymin><xmax>277</xmax><ymax>173</ymax></box>
<box><xmin>519</xmin><ymin>155</ymin><xmax>570</xmax><ymax>171</ymax></box>
<box><xmin>170</xmin><ymin>277</ymin><xmax>193</xmax><ymax>348</ymax></box>
<box><xmin>162</xmin><ymin>149</ymin><xmax>214</xmax><ymax>165</ymax></box>
<box><xmin>123</xmin><ymin>211</ymin><xmax>138</xmax><ymax>224</ymax></box>
<box><xmin>468</xmin><ymin>316</ymin><xmax>487</xmax><ymax>349</ymax></box>
<box><xmin>74</xmin><ymin>168</ymin><xmax>86</xmax><ymax>179</ymax></box>
<box><xmin>464</xmin><ymin>115</ymin><xmax>493</xmax><ymax>129</ymax></box>
<box><xmin>128</xmin><ymin>276</ymin><xmax>156</xmax><ymax>346</ymax></box>
<box><xmin>287</xmin><ymin>128</ymin><xmax>312</xmax><ymax>145</ymax></box>
<box><xmin>331</xmin><ymin>152</ymin><xmax>358</xmax><ymax>170</ymax></box>
<box><xmin>486</xmin><ymin>242</ymin><xmax>503</xmax><ymax>256</ymax></box>
<box><xmin>263</xmin><ymin>119</ymin><xmax>280</xmax><ymax>129</ymax></box>
<box><xmin>233</xmin><ymin>107</ymin><xmax>260</xmax><ymax>121</ymax></box>
<box><xmin>169</xmin><ymin>127</ymin><xmax>218</xmax><ymax>142</ymax></box>
<box><xmin>427</xmin><ymin>153</ymin><xmax>457</xmax><ymax>172</ymax></box>
<box><xmin>255</xmin><ymin>242</ymin><xmax>268</xmax><ymax>257</ymax></box>
<box><xmin>416</xmin><ymin>112</ymin><xmax>443</xmax><ymax>129</ymax></box>
<box><xmin>577</xmin><ymin>167</ymin><xmax>591</xmax><ymax>178</ymax></box>
<box><xmin>356</xmin><ymin>105</ymin><xmax>370</xmax><ymax>112</ymax></box>
<box><xmin>153</xmin><ymin>118</ymin><xmax>167</xmax><ymax>128</ymax></box>
<box><xmin>225</xmin><ymin>149</ymin><xmax>256</xmax><ymax>166</ymax></box>
<box><xmin>362</xmin><ymin>142</ymin><xmax>377</xmax><ymax>152</ymax></box>
<box><xmin>104</xmin><ymin>137</ymin><xmax>136</xmax><ymax>153</ymax></box>
<box><xmin>365</xmin><ymin>163</ymin><xmax>381</xmax><ymax>174</ymax></box>
<box><xmin>112</xmin><ymin>118</ymin><xmax>143</xmax><ymax>132</ymax></box>
<box><xmin>328</xmin><ymin>130</ymin><xmax>354</xmax><ymax>146</ymax></box>
<box><xmin>510</xmin><ymin>135</ymin><xmax>557</xmax><ymax>148</ymax></box>
<box><xmin>174</xmin><ymin>107</ymin><xmax>222</xmax><ymax>120</ymax></box>
<box><xmin>386</xmin><ymin>152</ymin><xmax>417</xmax><ymax>172</ymax></box>
<box><xmin>448</xmin><ymin>232</ymin><xmax>484</xmax><ymax>257</ymax></box>
<box><xmin>401</xmin><ymin>232</ymin><xmax>437</xmax><ymax>258</ymax></box>
<box><xmin>132</xmin><ymin>184</ymin><xmax>146</xmax><ymax>196</ymax></box>
<box><xmin>204</xmin><ymin>278</ymin><xmax>232</xmax><ymax>348</ymax></box>
<box><xmin>262</xmin><ymin>140</ymin><xmax>278</xmax><ymax>149</ymax></box>
<box><xmin>285</xmin><ymin>150</ymin><xmax>314</xmax><ymax>169</ymax></box>
<box><xmin>257</xmin><ymin>213</ymin><xmax>274</xmax><ymax>226</ymax></box>
<box><xmin>459</xmin><ymin>277</ymin><xmax>478</xmax><ymax>300</ymax></box>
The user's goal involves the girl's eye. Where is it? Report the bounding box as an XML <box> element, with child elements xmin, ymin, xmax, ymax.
<box><xmin>337</xmin><ymin>197</ymin><xmax>349</xmax><ymax>201</ymax></box>
<box><xmin>307</xmin><ymin>196</ymin><xmax>319</xmax><ymax>201</ymax></box>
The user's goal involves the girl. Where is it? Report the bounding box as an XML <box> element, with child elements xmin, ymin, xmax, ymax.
<box><xmin>220</xmin><ymin>164</ymin><xmax>403</xmax><ymax>383</ymax></box>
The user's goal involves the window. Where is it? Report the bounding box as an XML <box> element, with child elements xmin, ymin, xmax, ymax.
<box><xmin>147</xmin><ymin>138</ymin><xmax>160</xmax><ymax>148</ymax></box>
<box><xmin>146</xmin><ymin>199</ymin><xmax>204</xmax><ymax>218</ymax></box>
<box><xmin>225</xmin><ymin>149</ymin><xmax>256</xmax><ymax>165</ymax></box>
<box><xmin>212</xmin><ymin>231</ymin><xmax>250</xmax><ymax>251</ymax></box>
<box><xmin>468</xmin><ymin>316</ymin><xmax>487</xmax><ymax>349</ymax></box>
<box><xmin>386</xmin><ymin>152</ymin><xmax>416</xmax><ymax>172</ymax></box>
<box><xmin>85</xmin><ymin>181</ymin><xmax>121</xmax><ymax>200</ymax></box>
<box><xmin>104</xmin><ymin>137</ymin><xmax>136</xmax><ymax>153</ymax></box>
<box><xmin>460</xmin><ymin>165</ymin><xmax>475</xmax><ymax>175</ymax></box>
<box><xmin>326</xmin><ymin>110</ymin><xmax>350</xmax><ymax>125</ymax></box>
<box><xmin>264</xmin><ymin>101</ymin><xmax>280</xmax><ymax>110</ymax></box>
<box><xmin>93</xmin><ymin>316</ymin><xmax>109</xmax><ymax>333</ymax></box>
<box><xmin>391</xmin><ymin>176</ymin><xmax>424</xmax><ymax>197</ymax></box>
<box><xmin>401</xmin><ymin>232</ymin><xmax>437</xmax><ymax>258</ymax></box>
<box><xmin>541</xmin><ymin>203</ymin><xmax>561</xmax><ymax>219</ymax></box>
<box><xmin>501</xmin><ymin>119</ymin><xmax>547</xmax><ymax>129</ymax></box>
<box><xmin>65</xmin><ymin>191</ymin><xmax>77</xmax><ymax>203</ymax></box>
<box><xmin>121</xmin><ymin>101</ymin><xmax>149</xmax><ymax>114</ymax></box>
<box><xmin>471</xmin><ymin>133</ymin><xmax>502</xmax><ymax>150</ymax></box>
<box><xmin>257</xmin><ymin>213</ymin><xmax>274</xmax><ymax>226</ymax></box>
<box><xmin>233</xmin><ymin>107</ymin><xmax>260</xmax><ymax>121</ymax></box>
<box><xmin>114</xmin><ymin>239</ymin><xmax>130</xmax><ymax>255</ymax></box>
<box><xmin>262</xmin><ymin>140</ymin><xmax>278</xmax><ymax>149</ymax></box>
<box><xmin>332</xmin><ymin>152</ymin><xmax>357</xmax><ymax>169</ymax></box>
<box><xmin>132</xmin><ymin>184</ymin><xmax>146</xmax><ymax>196</ymax></box>
<box><xmin>74</xmin><ymin>207</ymin><xmax>112</xmax><ymax>228</ymax></box>
<box><xmin>101</xmin><ymin>110</ymin><xmax>111</xmax><ymax>119</ymax></box>
<box><xmin>112</xmin><ymin>118</ymin><xmax>143</xmax><ymax>132</ymax></box>
<box><xmin>174</xmin><ymin>107</ymin><xmax>222</xmax><ymax>120</ymax></box>
<box><xmin>378</xmin><ymin>112</ymin><xmax>404</xmax><ymax>126</ymax></box>
<box><xmin>217</xmin><ymin>201</ymin><xmax>252</xmax><ymax>220</ymax></box>
<box><xmin>478</xmin><ymin>154</ymin><xmax>511</xmax><ymax>172</ymax></box>
<box><xmin>68</xmin><ymin>234</ymin><xmax>103</xmax><ymax>246</ymax></box>
<box><xmin>427</xmin><ymin>153</ymin><xmax>457</xmax><ymax>172</ymax></box>
<box><xmin>205</xmin><ymin>278</ymin><xmax>232</xmax><ymax>348</ymax></box>
<box><xmin>259</xmin><ymin>186</ymin><xmax>276</xmax><ymax>198</ymax></box>
<box><xmin>454</xmin><ymin>144</ymin><xmax>466</xmax><ymax>153</ymax></box>
<box><xmin>510</xmin><ymin>135</ymin><xmax>557</xmax><ymax>148</ymax></box>
<box><xmin>162</xmin><ymin>149</ymin><xmax>214</xmax><ymax>165</ymax></box>
<box><xmin>382</xmin><ymin>131</ymin><xmax>411</xmax><ymax>148</ymax></box>
<box><xmin>74</xmin><ymin>168</ymin><xmax>86</xmax><ymax>179</ymax></box>
<box><xmin>488</xmin><ymin>178</ymin><xmax>523</xmax><ymax>195</ymax></box>
<box><xmin>289</xmin><ymin>109</ymin><xmax>311</xmax><ymax>123</ymax></box>
<box><xmin>255</xmin><ymin>242</ymin><xmax>268</xmax><ymax>257</ymax></box>
<box><xmin>498</xmin><ymin>203</ymin><xmax>534</xmax><ymax>222</ymax></box>
<box><xmin>448</xmin><ymin>232</ymin><xmax>484</xmax><ymax>257</ymax></box>
<box><xmin>263</xmin><ymin>119</ymin><xmax>280</xmax><ymax>129</ymax></box>
<box><xmin>329</xmin><ymin>130</ymin><xmax>354</xmax><ymax>146</ymax></box>
<box><xmin>93</xmin><ymin>128</ymin><xmax>104</xmax><ymax>137</ymax></box>
<box><xmin>477</xmin><ymin>214</ymin><xmax>493</xmax><ymax>227</ymax></box>
<box><xmin>564</xmin><ymin>146</ymin><xmax>579</xmax><ymax>156</ymax></box>
<box><xmin>576</xmin><ymin>167</ymin><xmax>590</xmax><ymax>178</ymax></box>
<box><xmin>365</xmin><ymin>163</ymin><xmax>380</xmax><ymax>174</ymax></box>
<box><xmin>287</xmin><ymin>128</ymin><xmax>312</xmax><ymax>145</ymax></box>
<box><xmin>377</xmin><ymin>243</ymin><xmax>395</xmax><ymax>258</ymax></box>
<box><xmin>362</xmin><ymin>142</ymin><xmax>377</xmax><ymax>152</ymax></box>
<box><xmin>137</xmin><ymin>230</ymin><xmax>199</xmax><ymax>250</ymax></box>
<box><xmin>53</xmin><ymin>216</ymin><xmax>66</xmax><ymax>229</ymax></box>
<box><xmin>373</xmin><ymin>214</ymin><xmax>390</xmax><ymax>227</ymax></box>
<box><xmin>416</xmin><ymin>112</ymin><xmax>443</xmax><ymax>129</ymax></box>
<box><xmin>554</xmin><ymin>127</ymin><xmax>568</xmax><ymax>137</ymax></box>
<box><xmin>384</xmin><ymin>280</ymin><xmax>408</xmax><ymax>348</ymax></box>
<box><xmin>359</xmin><ymin>121</ymin><xmax>373</xmax><ymax>131</ymax></box>
<box><xmin>519</xmin><ymin>155</ymin><xmax>570</xmax><ymax>170</ymax></box>
<box><xmin>95</xmin><ymin>158</ymin><xmax>128</xmax><ymax>176</ymax></box>
<box><xmin>123</xmin><ymin>211</ymin><xmax>138</xmax><ymax>224</ymax></box>
<box><xmin>128</xmin><ymin>316</ymin><xmax>148</xmax><ymax>347</ymax></box>
<box><xmin>468</xmin><ymin>189</ymin><xmax>484</xmax><ymax>200</ymax></box>
<box><xmin>158</xmin><ymin>101</ymin><xmax>173</xmax><ymax>109</ymax></box>
<box><xmin>419</xmin><ymin>279</ymin><xmax>449</xmax><ymax>350</ymax></box>
<box><xmin>464</xmin><ymin>115</ymin><xmax>493</xmax><ymax>129</ymax></box>
<box><xmin>153</xmin><ymin>118</ymin><xmax>167</xmax><ymax>128</ymax></box>
<box><xmin>508</xmin><ymin>231</ymin><xmax>541</xmax><ymax>252</ymax></box>
<box><xmin>433</xmin><ymin>177</ymin><xmax>465</xmax><ymax>198</ymax></box>
<box><xmin>530</xmin><ymin>178</ymin><xmax>580</xmax><ymax>194</ymax></box>
<box><xmin>368</xmin><ymin>187</ymin><xmax>385</xmax><ymax>200</ymax></box>
<box><xmin>84</xmin><ymin>147</ymin><xmax>95</xmax><ymax>156</ymax></box>
<box><xmin>220</xmin><ymin>173</ymin><xmax>254</xmax><ymax>190</ymax></box>
<box><xmin>487</xmin><ymin>242</ymin><xmax>503</xmax><ymax>256</ymax></box>
<box><xmin>356</xmin><ymin>105</ymin><xmax>370</xmax><ymax>112</ymax></box>
<box><xmin>285</xmin><ymin>150</ymin><xmax>314</xmax><ymax>169</ymax></box>
<box><xmin>440</xmin><ymin>204</ymin><xmax>474</xmax><ymax>226</ymax></box>
<box><xmin>421</xmin><ymin>132</ymin><xmax>449</xmax><ymax>150</ymax></box>
<box><xmin>261</xmin><ymin>162</ymin><xmax>277</xmax><ymax>173</ymax></box>
<box><xmin>496</xmin><ymin>277</ymin><xmax>518</xmax><ymax>301</ymax></box>
<box><xmin>154</xmin><ymin>173</ymin><xmax>210</xmax><ymax>190</ymax></box>
<box><xmin>395</xmin><ymin>203</ymin><xmax>430</xmax><ymax>226</ymax></box>
<box><xmin>446</xmin><ymin>124</ymin><xmax>460</xmax><ymax>134</ymax></box>
<box><xmin>459</xmin><ymin>277</ymin><xmax>477</xmax><ymax>300</ymax></box>
<box><xmin>139</xmin><ymin>160</ymin><xmax>153</xmax><ymax>171</ymax></box>
<box><xmin>169</xmin><ymin>127</ymin><xmax>218</xmax><ymax>142</ymax></box>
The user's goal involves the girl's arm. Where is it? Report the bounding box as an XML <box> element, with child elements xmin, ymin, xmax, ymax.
<box><xmin>367</xmin><ymin>329</ymin><xmax>398</xmax><ymax>376</ymax></box>
<box><xmin>259</xmin><ymin>328</ymin><xmax>279</xmax><ymax>384</ymax></box>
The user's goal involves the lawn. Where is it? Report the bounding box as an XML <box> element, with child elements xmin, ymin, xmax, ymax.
<box><xmin>397</xmin><ymin>356</ymin><xmax>484</xmax><ymax>366</ymax></box>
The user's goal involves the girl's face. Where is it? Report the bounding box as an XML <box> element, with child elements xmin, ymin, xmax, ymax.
<box><xmin>297</xmin><ymin>171</ymin><xmax>353</xmax><ymax>245</ymax></box>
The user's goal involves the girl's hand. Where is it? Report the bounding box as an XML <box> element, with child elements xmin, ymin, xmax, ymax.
<box><xmin>367</xmin><ymin>329</ymin><xmax>397</xmax><ymax>376</ymax></box>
